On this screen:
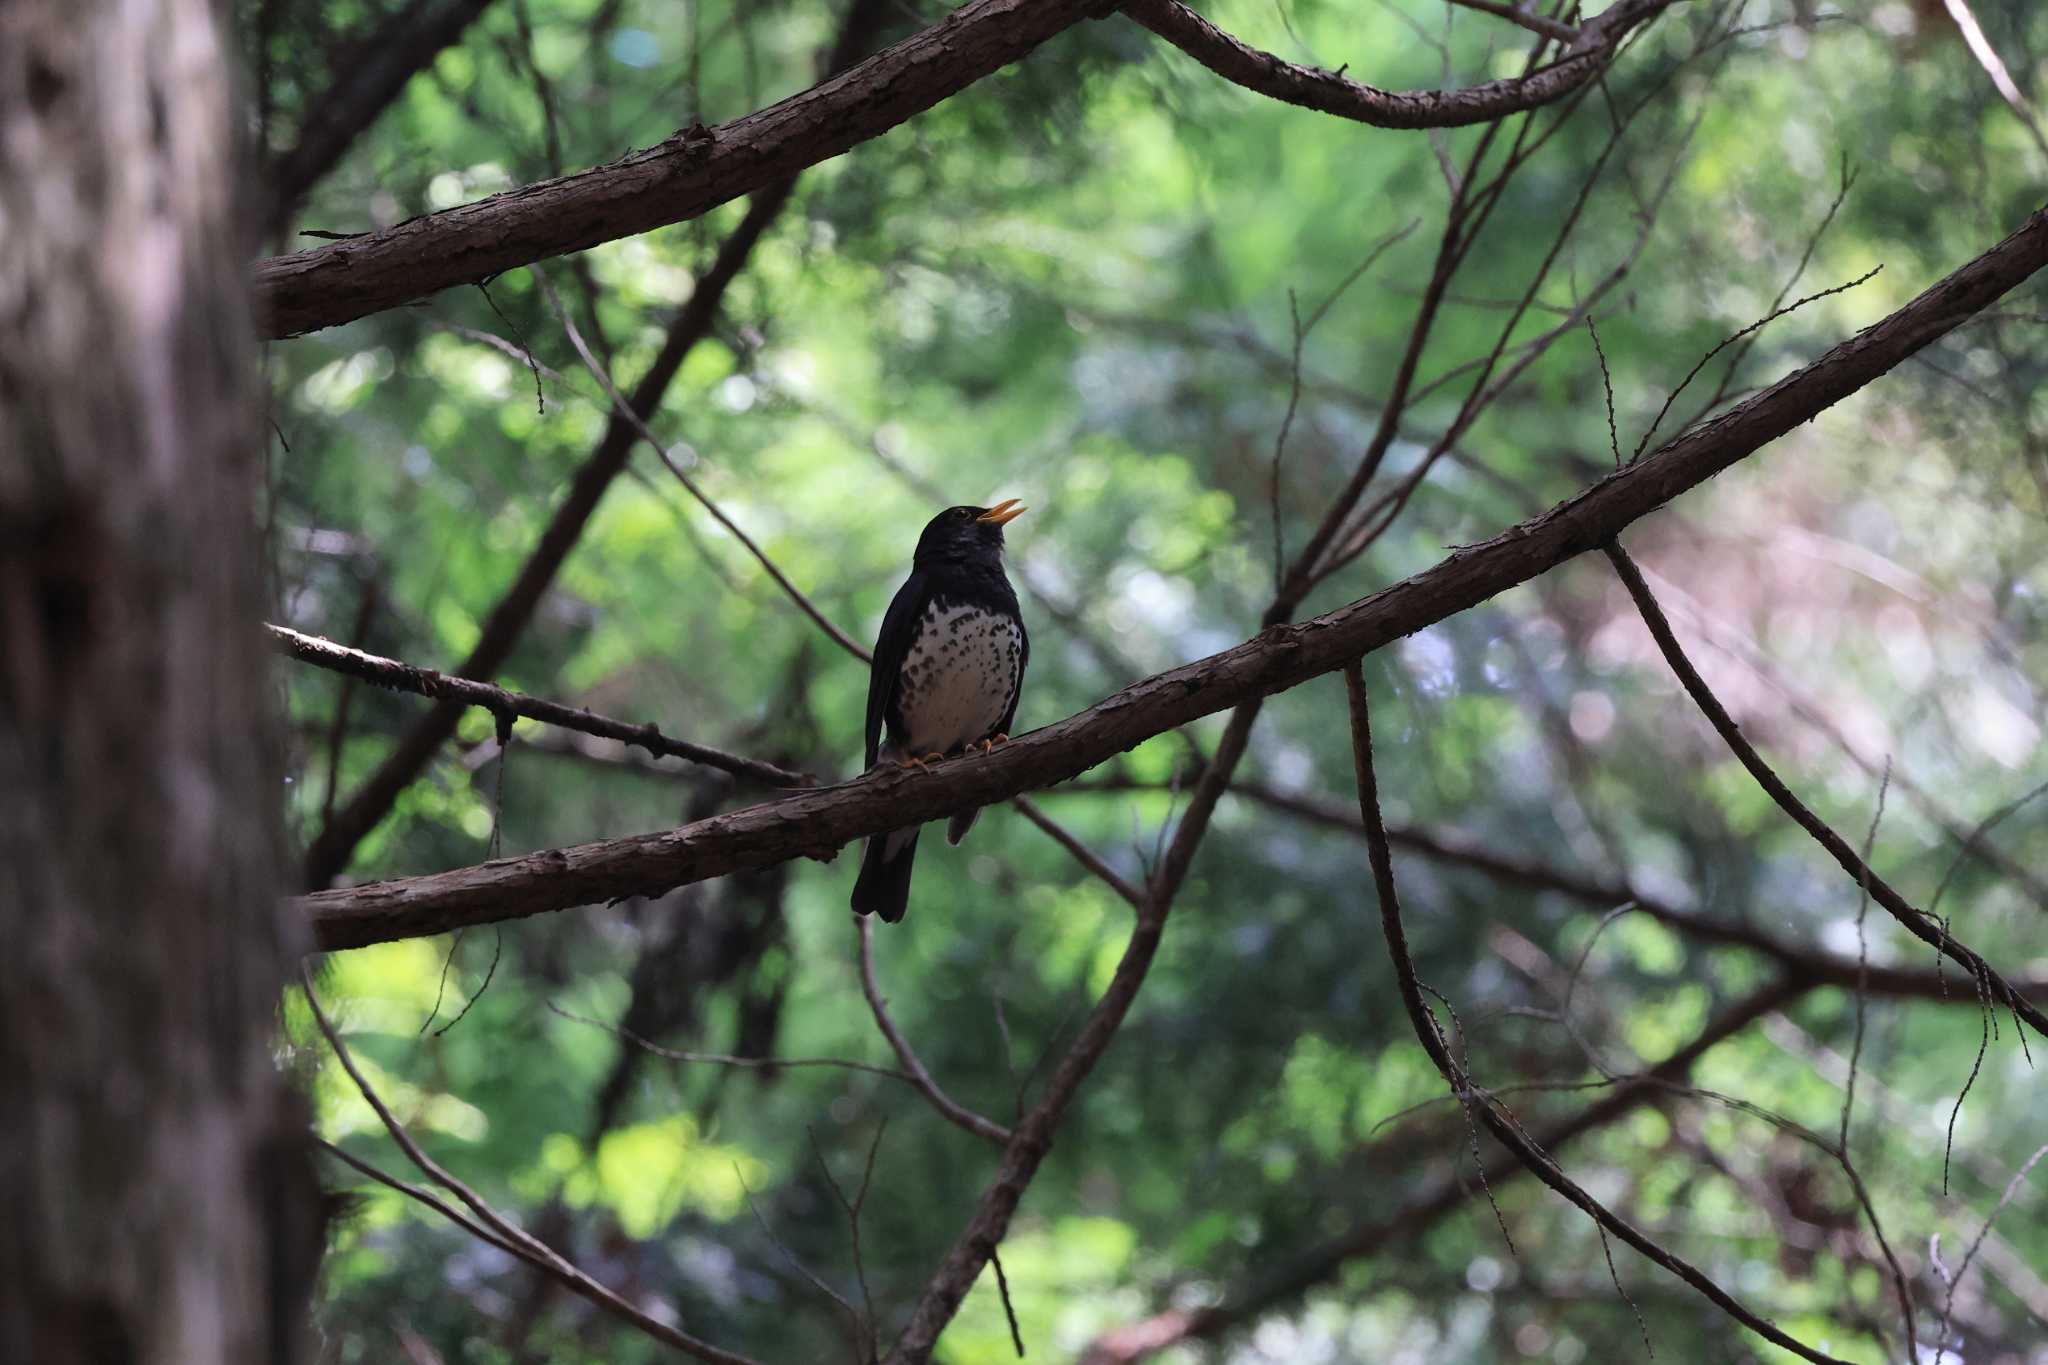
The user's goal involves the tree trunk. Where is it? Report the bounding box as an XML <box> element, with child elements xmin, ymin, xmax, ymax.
<box><xmin>0</xmin><ymin>1</ymin><xmax>314</xmax><ymax>1361</ymax></box>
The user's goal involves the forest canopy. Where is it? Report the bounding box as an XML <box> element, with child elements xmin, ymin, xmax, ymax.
<box><xmin>227</xmin><ymin>0</ymin><xmax>2048</xmax><ymax>1359</ymax></box>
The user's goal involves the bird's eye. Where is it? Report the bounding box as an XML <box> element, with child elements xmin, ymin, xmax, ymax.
<box><xmin>957</xmin><ymin>507</ymin><xmax>973</xmax><ymax>520</ymax></box>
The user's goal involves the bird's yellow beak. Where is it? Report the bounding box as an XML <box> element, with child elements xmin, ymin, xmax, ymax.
<box><xmin>977</xmin><ymin>498</ymin><xmax>1027</xmax><ymax>526</ymax></box>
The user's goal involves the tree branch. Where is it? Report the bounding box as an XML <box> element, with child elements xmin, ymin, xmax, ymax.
<box><xmin>254</xmin><ymin>0</ymin><xmax>1683</xmax><ymax>337</ymax></box>
<box><xmin>1058</xmin><ymin>775</ymin><xmax>2048</xmax><ymax>1006</ymax></box>
<box><xmin>1342</xmin><ymin>662</ymin><xmax>1853</xmax><ymax>1365</ymax></box>
<box><xmin>857</xmin><ymin>917</ymin><xmax>1014</xmax><ymax>1146</ymax></box>
<box><xmin>269</xmin><ymin>624</ymin><xmax>812</xmax><ymax>787</ymax></box>
<box><xmin>1603</xmin><ymin>542</ymin><xmax>2048</xmax><ymax>1041</ymax></box>
<box><xmin>295</xmin><ymin>201</ymin><xmax>2048</xmax><ymax>949</ymax></box>
<box><xmin>1080</xmin><ymin>975</ymin><xmax>1812</xmax><ymax>1362</ymax></box>
<box><xmin>266</xmin><ymin>0</ymin><xmax>499</xmax><ymax>234</ymax></box>
<box><xmin>1121</xmin><ymin>0</ymin><xmax>1669</xmax><ymax>131</ymax></box>
<box><xmin>301</xmin><ymin>970</ymin><xmax>762</xmax><ymax>1365</ymax></box>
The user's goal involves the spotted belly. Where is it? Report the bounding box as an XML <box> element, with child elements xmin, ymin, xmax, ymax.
<box><xmin>892</xmin><ymin>599</ymin><xmax>1023</xmax><ymax>758</ymax></box>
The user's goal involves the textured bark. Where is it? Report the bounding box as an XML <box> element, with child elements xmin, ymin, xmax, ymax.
<box><xmin>0</xmin><ymin>0</ymin><xmax>312</xmax><ymax>1361</ymax></box>
<box><xmin>295</xmin><ymin>201</ymin><xmax>2048</xmax><ymax>952</ymax></box>
<box><xmin>248</xmin><ymin>0</ymin><xmax>1673</xmax><ymax>338</ymax></box>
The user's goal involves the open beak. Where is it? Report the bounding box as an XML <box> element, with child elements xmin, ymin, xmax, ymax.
<box><xmin>977</xmin><ymin>498</ymin><xmax>1027</xmax><ymax>526</ymax></box>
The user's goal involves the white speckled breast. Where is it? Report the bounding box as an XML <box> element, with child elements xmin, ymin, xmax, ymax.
<box><xmin>893</xmin><ymin>598</ymin><xmax>1023</xmax><ymax>757</ymax></box>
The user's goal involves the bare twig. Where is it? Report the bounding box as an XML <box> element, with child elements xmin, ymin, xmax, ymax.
<box><xmin>269</xmin><ymin>623</ymin><xmax>811</xmax><ymax>787</ymax></box>
<box><xmin>1938</xmin><ymin>1140</ymin><xmax>2048</xmax><ymax>1349</ymax></box>
<box><xmin>1445</xmin><ymin>0</ymin><xmax>1580</xmax><ymax>43</ymax></box>
<box><xmin>301</xmin><ymin>970</ymin><xmax>765</xmax><ymax>1365</ymax></box>
<box><xmin>1603</xmin><ymin>543</ymin><xmax>2047</xmax><ymax>1042</ymax></box>
<box><xmin>856</xmin><ymin>917</ymin><xmax>1012</xmax><ymax>1146</ymax></box>
<box><xmin>1631</xmin><ymin>265</ymin><xmax>1884</xmax><ymax>461</ymax></box>
<box><xmin>1342</xmin><ymin>661</ymin><xmax>1852</xmax><ymax>1365</ymax></box>
<box><xmin>546</xmin><ymin>999</ymin><xmax>912</xmax><ymax>1083</ymax></box>
<box><xmin>1939</xmin><ymin>0</ymin><xmax>2048</xmax><ymax>161</ymax></box>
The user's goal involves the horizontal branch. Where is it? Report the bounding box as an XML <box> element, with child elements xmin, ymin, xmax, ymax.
<box><xmin>296</xmin><ymin>202</ymin><xmax>2048</xmax><ymax>951</ymax></box>
<box><xmin>268</xmin><ymin>624</ymin><xmax>811</xmax><ymax>787</ymax></box>
<box><xmin>1123</xmin><ymin>0</ymin><xmax>1669</xmax><ymax>129</ymax></box>
<box><xmin>254</xmin><ymin>0</ymin><xmax>1680</xmax><ymax>337</ymax></box>
<box><xmin>1060</xmin><ymin>777</ymin><xmax>2048</xmax><ymax>1005</ymax></box>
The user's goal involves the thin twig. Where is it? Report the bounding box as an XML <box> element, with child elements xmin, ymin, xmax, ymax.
<box><xmin>1445</xmin><ymin>0</ymin><xmax>1580</xmax><ymax>43</ymax></box>
<box><xmin>301</xmin><ymin>970</ymin><xmax>764</xmax><ymax>1365</ymax></box>
<box><xmin>1632</xmin><ymin>266</ymin><xmax>1884</xmax><ymax>461</ymax></box>
<box><xmin>533</xmin><ymin>268</ymin><xmax>874</xmax><ymax>664</ymax></box>
<box><xmin>1342</xmin><ymin>662</ymin><xmax>1853</xmax><ymax>1365</ymax></box>
<box><xmin>856</xmin><ymin>917</ymin><xmax>1012</xmax><ymax>1146</ymax></box>
<box><xmin>546</xmin><ymin>1000</ymin><xmax>911</xmax><ymax>1082</ymax></box>
<box><xmin>269</xmin><ymin>623</ymin><xmax>810</xmax><ymax>787</ymax></box>
<box><xmin>1603</xmin><ymin>543</ymin><xmax>2048</xmax><ymax>1042</ymax></box>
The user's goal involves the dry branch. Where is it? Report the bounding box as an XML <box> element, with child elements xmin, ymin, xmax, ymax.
<box><xmin>269</xmin><ymin>624</ymin><xmax>810</xmax><ymax>786</ymax></box>
<box><xmin>296</xmin><ymin>202</ymin><xmax>2048</xmax><ymax>951</ymax></box>
<box><xmin>254</xmin><ymin>0</ymin><xmax>1681</xmax><ymax>337</ymax></box>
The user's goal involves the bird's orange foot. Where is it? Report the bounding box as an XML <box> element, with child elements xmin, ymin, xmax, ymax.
<box><xmin>977</xmin><ymin>733</ymin><xmax>1011</xmax><ymax>754</ymax></box>
<box><xmin>897</xmin><ymin>751</ymin><xmax>946</xmax><ymax>771</ymax></box>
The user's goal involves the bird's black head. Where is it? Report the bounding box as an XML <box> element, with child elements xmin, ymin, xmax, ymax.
<box><xmin>912</xmin><ymin>499</ymin><xmax>1026</xmax><ymax>566</ymax></box>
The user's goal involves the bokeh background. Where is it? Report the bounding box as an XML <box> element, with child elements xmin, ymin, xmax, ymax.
<box><xmin>251</xmin><ymin>0</ymin><xmax>2048</xmax><ymax>1359</ymax></box>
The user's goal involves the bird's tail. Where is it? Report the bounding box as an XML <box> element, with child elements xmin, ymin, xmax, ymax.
<box><xmin>851</xmin><ymin>826</ymin><xmax>920</xmax><ymax>923</ymax></box>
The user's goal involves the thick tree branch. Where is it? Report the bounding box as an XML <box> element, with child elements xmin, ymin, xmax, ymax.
<box><xmin>1604</xmin><ymin>543</ymin><xmax>2048</xmax><ymax>1041</ymax></box>
<box><xmin>253</xmin><ymin>0</ymin><xmax>1102</xmax><ymax>336</ymax></box>
<box><xmin>1343</xmin><ymin>663</ymin><xmax>1852</xmax><ymax>1364</ymax></box>
<box><xmin>1123</xmin><ymin>0</ymin><xmax>1669</xmax><ymax>131</ymax></box>
<box><xmin>296</xmin><ymin>202</ymin><xmax>2048</xmax><ymax>950</ymax></box>
<box><xmin>269</xmin><ymin>623</ymin><xmax>811</xmax><ymax>786</ymax></box>
<box><xmin>254</xmin><ymin>0</ymin><xmax>1682</xmax><ymax>337</ymax></box>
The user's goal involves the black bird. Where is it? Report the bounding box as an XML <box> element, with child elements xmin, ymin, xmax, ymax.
<box><xmin>851</xmin><ymin>500</ymin><xmax>1030</xmax><ymax>922</ymax></box>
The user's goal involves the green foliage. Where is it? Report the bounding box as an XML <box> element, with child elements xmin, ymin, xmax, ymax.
<box><xmin>256</xmin><ymin>0</ymin><xmax>2048</xmax><ymax>1359</ymax></box>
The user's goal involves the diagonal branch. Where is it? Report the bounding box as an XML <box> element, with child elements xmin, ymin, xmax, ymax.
<box><xmin>298</xmin><ymin>0</ymin><xmax>888</xmax><ymax>886</ymax></box>
<box><xmin>295</xmin><ymin>201</ymin><xmax>2048</xmax><ymax>950</ymax></box>
<box><xmin>1603</xmin><ymin>542</ymin><xmax>2048</xmax><ymax>1041</ymax></box>
<box><xmin>266</xmin><ymin>0</ymin><xmax>499</xmax><ymax>234</ymax></box>
<box><xmin>857</xmin><ymin>917</ymin><xmax>1014</xmax><ymax>1146</ymax></box>
<box><xmin>269</xmin><ymin>623</ymin><xmax>812</xmax><ymax>787</ymax></box>
<box><xmin>1081</xmin><ymin>975</ymin><xmax>1812</xmax><ymax>1362</ymax></box>
<box><xmin>254</xmin><ymin>0</ymin><xmax>1684</xmax><ymax>337</ymax></box>
<box><xmin>301</xmin><ymin>970</ymin><xmax>763</xmax><ymax>1365</ymax></box>
<box><xmin>303</xmin><ymin>184</ymin><xmax>796</xmax><ymax>887</ymax></box>
<box><xmin>1342</xmin><ymin>662</ymin><xmax>1853</xmax><ymax>1365</ymax></box>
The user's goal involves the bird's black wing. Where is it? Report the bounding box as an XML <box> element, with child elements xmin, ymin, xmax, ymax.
<box><xmin>995</xmin><ymin>613</ymin><xmax>1029</xmax><ymax>737</ymax></box>
<box><xmin>865</xmin><ymin>568</ymin><xmax>929</xmax><ymax>769</ymax></box>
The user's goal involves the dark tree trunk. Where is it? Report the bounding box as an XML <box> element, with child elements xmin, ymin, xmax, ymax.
<box><xmin>0</xmin><ymin>1</ymin><xmax>314</xmax><ymax>1361</ymax></box>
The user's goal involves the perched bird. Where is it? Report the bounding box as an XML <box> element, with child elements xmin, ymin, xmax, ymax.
<box><xmin>851</xmin><ymin>500</ymin><xmax>1030</xmax><ymax>922</ymax></box>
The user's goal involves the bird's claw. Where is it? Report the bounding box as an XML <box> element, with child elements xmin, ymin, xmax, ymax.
<box><xmin>977</xmin><ymin>733</ymin><xmax>1011</xmax><ymax>754</ymax></box>
<box><xmin>897</xmin><ymin>752</ymin><xmax>945</xmax><ymax>771</ymax></box>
